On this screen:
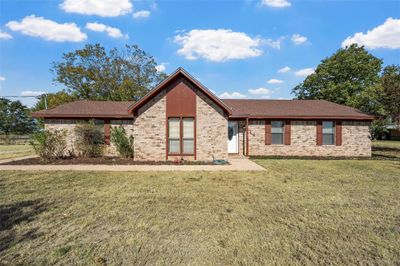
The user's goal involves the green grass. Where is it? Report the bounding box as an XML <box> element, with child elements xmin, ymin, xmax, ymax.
<box><xmin>0</xmin><ymin>145</ymin><xmax>34</xmax><ymax>160</ymax></box>
<box><xmin>1</xmin><ymin>159</ymin><xmax>399</xmax><ymax>265</ymax></box>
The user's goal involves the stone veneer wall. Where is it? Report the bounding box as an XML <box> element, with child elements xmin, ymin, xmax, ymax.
<box><xmin>44</xmin><ymin>119</ymin><xmax>134</xmax><ymax>157</ymax></box>
<box><xmin>133</xmin><ymin>90</ymin><xmax>166</xmax><ymax>161</ymax></box>
<box><xmin>196</xmin><ymin>91</ymin><xmax>228</xmax><ymax>161</ymax></box>
<box><xmin>247</xmin><ymin>120</ymin><xmax>371</xmax><ymax>157</ymax></box>
<box><xmin>44</xmin><ymin>119</ymin><xmax>77</xmax><ymax>156</ymax></box>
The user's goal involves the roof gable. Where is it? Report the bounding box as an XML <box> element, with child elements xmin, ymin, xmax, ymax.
<box><xmin>128</xmin><ymin>67</ymin><xmax>232</xmax><ymax>115</ymax></box>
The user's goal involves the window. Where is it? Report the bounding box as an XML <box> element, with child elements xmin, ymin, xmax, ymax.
<box><xmin>168</xmin><ymin>117</ymin><xmax>195</xmax><ymax>155</ymax></box>
<box><xmin>322</xmin><ymin>121</ymin><xmax>335</xmax><ymax>145</ymax></box>
<box><xmin>271</xmin><ymin>121</ymin><xmax>284</xmax><ymax>145</ymax></box>
<box><xmin>168</xmin><ymin>118</ymin><xmax>181</xmax><ymax>154</ymax></box>
<box><xmin>183</xmin><ymin>118</ymin><xmax>194</xmax><ymax>154</ymax></box>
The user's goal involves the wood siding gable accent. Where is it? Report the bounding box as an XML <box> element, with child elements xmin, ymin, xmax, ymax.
<box><xmin>265</xmin><ymin>120</ymin><xmax>271</xmax><ymax>145</ymax></box>
<box><xmin>165</xmin><ymin>77</ymin><xmax>197</xmax><ymax>159</ymax></box>
<box><xmin>316</xmin><ymin>120</ymin><xmax>323</xmax><ymax>146</ymax></box>
<box><xmin>336</xmin><ymin>121</ymin><xmax>342</xmax><ymax>146</ymax></box>
<box><xmin>166</xmin><ymin>78</ymin><xmax>196</xmax><ymax>116</ymax></box>
<box><xmin>284</xmin><ymin>120</ymin><xmax>291</xmax><ymax>145</ymax></box>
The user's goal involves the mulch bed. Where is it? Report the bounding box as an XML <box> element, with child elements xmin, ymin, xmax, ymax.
<box><xmin>2</xmin><ymin>157</ymin><xmax>220</xmax><ymax>165</ymax></box>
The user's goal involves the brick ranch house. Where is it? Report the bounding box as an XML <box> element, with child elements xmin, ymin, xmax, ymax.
<box><xmin>32</xmin><ymin>68</ymin><xmax>373</xmax><ymax>161</ymax></box>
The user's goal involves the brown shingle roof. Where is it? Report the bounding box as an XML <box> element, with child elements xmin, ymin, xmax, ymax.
<box><xmin>222</xmin><ymin>99</ymin><xmax>373</xmax><ymax>120</ymax></box>
<box><xmin>31</xmin><ymin>100</ymin><xmax>134</xmax><ymax>118</ymax></box>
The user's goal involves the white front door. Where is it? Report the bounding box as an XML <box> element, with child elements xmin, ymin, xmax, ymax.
<box><xmin>228</xmin><ymin>121</ymin><xmax>239</xmax><ymax>153</ymax></box>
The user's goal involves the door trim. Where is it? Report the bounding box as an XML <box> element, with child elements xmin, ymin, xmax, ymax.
<box><xmin>228</xmin><ymin>121</ymin><xmax>239</xmax><ymax>154</ymax></box>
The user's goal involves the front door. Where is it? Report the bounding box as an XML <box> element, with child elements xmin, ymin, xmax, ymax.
<box><xmin>228</xmin><ymin>121</ymin><xmax>239</xmax><ymax>153</ymax></box>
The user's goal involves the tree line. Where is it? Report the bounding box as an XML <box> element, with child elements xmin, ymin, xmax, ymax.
<box><xmin>1</xmin><ymin>43</ymin><xmax>399</xmax><ymax>139</ymax></box>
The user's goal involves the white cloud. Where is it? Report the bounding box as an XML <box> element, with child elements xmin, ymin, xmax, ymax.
<box><xmin>248</xmin><ymin>87</ymin><xmax>274</xmax><ymax>95</ymax></box>
<box><xmin>133</xmin><ymin>10</ymin><xmax>151</xmax><ymax>18</ymax></box>
<box><xmin>261</xmin><ymin>0</ymin><xmax>291</xmax><ymax>8</ymax></box>
<box><xmin>20</xmin><ymin>90</ymin><xmax>47</xmax><ymax>97</ymax></box>
<box><xmin>86</xmin><ymin>22</ymin><xmax>127</xmax><ymax>38</ymax></box>
<box><xmin>295</xmin><ymin>68</ymin><xmax>314</xmax><ymax>77</ymax></box>
<box><xmin>219</xmin><ymin>91</ymin><xmax>247</xmax><ymax>99</ymax></box>
<box><xmin>0</xmin><ymin>76</ymin><xmax>5</xmax><ymax>81</ymax></box>
<box><xmin>264</xmin><ymin>37</ymin><xmax>284</xmax><ymax>50</ymax></box>
<box><xmin>174</xmin><ymin>29</ymin><xmax>263</xmax><ymax>62</ymax></box>
<box><xmin>267</xmin><ymin>79</ymin><xmax>283</xmax><ymax>84</ymax></box>
<box><xmin>60</xmin><ymin>0</ymin><xmax>132</xmax><ymax>17</ymax></box>
<box><xmin>0</xmin><ymin>30</ymin><xmax>12</xmax><ymax>40</ymax></box>
<box><xmin>6</xmin><ymin>15</ymin><xmax>87</xmax><ymax>42</ymax></box>
<box><xmin>342</xmin><ymin>17</ymin><xmax>400</xmax><ymax>49</ymax></box>
<box><xmin>155</xmin><ymin>64</ymin><xmax>166</xmax><ymax>72</ymax></box>
<box><xmin>291</xmin><ymin>34</ymin><xmax>307</xmax><ymax>45</ymax></box>
<box><xmin>278</xmin><ymin>66</ymin><xmax>290</xmax><ymax>73</ymax></box>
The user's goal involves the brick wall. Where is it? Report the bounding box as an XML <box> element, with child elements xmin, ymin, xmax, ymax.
<box><xmin>247</xmin><ymin>120</ymin><xmax>371</xmax><ymax>157</ymax></box>
<box><xmin>133</xmin><ymin>90</ymin><xmax>166</xmax><ymax>161</ymax></box>
<box><xmin>196</xmin><ymin>91</ymin><xmax>228</xmax><ymax>161</ymax></box>
<box><xmin>44</xmin><ymin>119</ymin><xmax>134</xmax><ymax>157</ymax></box>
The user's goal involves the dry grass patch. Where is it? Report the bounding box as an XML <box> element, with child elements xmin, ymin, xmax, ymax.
<box><xmin>0</xmin><ymin>145</ymin><xmax>34</xmax><ymax>160</ymax></box>
<box><xmin>0</xmin><ymin>159</ymin><xmax>399</xmax><ymax>265</ymax></box>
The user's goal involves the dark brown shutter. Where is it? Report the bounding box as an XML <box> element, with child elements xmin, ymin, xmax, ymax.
<box><xmin>284</xmin><ymin>120</ymin><xmax>291</xmax><ymax>145</ymax></box>
<box><xmin>104</xmin><ymin>119</ymin><xmax>111</xmax><ymax>145</ymax></box>
<box><xmin>265</xmin><ymin>120</ymin><xmax>271</xmax><ymax>145</ymax></box>
<box><xmin>336</xmin><ymin>121</ymin><xmax>342</xmax><ymax>146</ymax></box>
<box><xmin>316</xmin><ymin>121</ymin><xmax>322</xmax><ymax>146</ymax></box>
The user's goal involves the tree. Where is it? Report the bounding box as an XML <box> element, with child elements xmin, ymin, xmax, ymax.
<box><xmin>52</xmin><ymin>44</ymin><xmax>167</xmax><ymax>101</ymax></box>
<box><xmin>292</xmin><ymin>44</ymin><xmax>383</xmax><ymax>113</ymax></box>
<box><xmin>381</xmin><ymin>65</ymin><xmax>400</xmax><ymax>125</ymax></box>
<box><xmin>32</xmin><ymin>90</ymin><xmax>76</xmax><ymax>112</ymax></box>
<box><xmin>0</xmin><ymin>98</ymin><xmax>36</xmax><ymax>135</ymax></box>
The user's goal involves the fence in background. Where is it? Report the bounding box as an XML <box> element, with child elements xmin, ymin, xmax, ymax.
<box><xmin>0</xmin><ymin>135</ymin><xmax>31</xmax><ymax>145</ymax></box>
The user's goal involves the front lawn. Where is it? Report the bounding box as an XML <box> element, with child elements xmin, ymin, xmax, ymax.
<box><xmin>0</xmin><ymin>145</ymin><xmax>34</xmax><ymax>160</ymax></box>
<box><xmin>1</xmin><ymin>159</ymin><xmax>399</xmax><ymax>265</ymax></box>
<box><xmin>372</xmin><ymin>140</ymin><xmax>400</xmax><ymax>159</ymax></box>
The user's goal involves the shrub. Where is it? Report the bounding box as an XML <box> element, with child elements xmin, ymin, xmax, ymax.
<box><xmin>30</xmin><ymin>129</ymin><xmax>67</xmax><ymax>159</ymax></box>
<box><xmin>74</xmin><ymin>120</ymin><xmax>104</xmax><ymax>157</ymax></box>
<box><xmin>111</xmin><ymin>126</ymin><xmax>134</xmax><ymax>158</ymax></box>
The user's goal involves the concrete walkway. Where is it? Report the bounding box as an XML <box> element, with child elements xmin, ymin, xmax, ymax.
<box><xmin>0</xmin><ymin>158</ymin><xmax>265</xmax><ymax>172</ymax></box>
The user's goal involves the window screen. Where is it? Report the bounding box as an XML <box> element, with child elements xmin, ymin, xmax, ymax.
<box><xmin>322</xmin><ymin>121</ymin><xmax>335</xmax><ymax>145</ymax></box>
<box><xmin>271</xmin><ymin>121</ymin><xmax>284</xmax><ymax>145</ymax></box>
<box><xmin>168</xmin><ymin>118</ymin><xmax>180</xmax><ymax>153</ymax></box>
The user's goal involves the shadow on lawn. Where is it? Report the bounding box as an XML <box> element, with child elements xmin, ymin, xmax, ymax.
<box><xmin>0</xmin><ymin>199</ymin><xmax>48</xmax><ymax>252</ymax></box>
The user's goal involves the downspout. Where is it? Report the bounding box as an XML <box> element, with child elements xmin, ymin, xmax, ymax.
<box><xmin>246</xmin><ymin>117</ymin><xmax>249</xmax><ymax>157</ymax></box>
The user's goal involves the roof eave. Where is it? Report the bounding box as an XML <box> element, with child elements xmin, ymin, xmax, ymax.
<box><xmin>228</xmin><ymin>115</ymin><xmax>374</xmax><ymax>120</ymax></box>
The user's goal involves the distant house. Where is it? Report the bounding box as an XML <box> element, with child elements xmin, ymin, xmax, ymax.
<box><xmin>32</xmin><ymin>68</ymin><xmax>373</xmax><ymax>160</ymax></box>
<box><xmin>382</xmin><ymin>125</ymin><xmax>400</xmax><ymax>140</ymax></box>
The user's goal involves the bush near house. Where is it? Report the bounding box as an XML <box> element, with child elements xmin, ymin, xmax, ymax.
<box><xmin>30</xmin><ymin>130</ymin><xmax>67</xmax><ymax>159</ymax></box>
<box><xmin>110</xmin><ymin>126</ymin><xmax>134</xmax><ymax>158</ymax></box>
<box><xmin>74</xmin><ymin>121</ymin><xmax>104</xmax><ymax>157</ymax></box>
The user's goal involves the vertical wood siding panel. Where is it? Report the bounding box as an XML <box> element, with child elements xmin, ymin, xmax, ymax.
<box><xmin>265</xmin><ymin>120</ymin><xmax>271</xmax><ymax>145</ymax></box>
<box><xmin>104</xmin><ymin>119</ymin><xmax>110</xmax><ymax>145</ymax></box>
<box><xmin>316</xmin><ymin>120</ymin><xmax>322</xmax><ymax>146</ymax></box>
<box><xmin>336</xmin><ymin>121</ymin><xmax>342</xmax><ymax>146</ymax></box>
<box><xmin>284</xmin><ymin>120</ymin><xmax>291</xmax><ymax>145</ymax></box>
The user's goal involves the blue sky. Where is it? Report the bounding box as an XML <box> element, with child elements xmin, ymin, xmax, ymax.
<box><xmin>0</xmin><ymin>0</ymin><xmax>399</xmax><ymax>107</ymax></box>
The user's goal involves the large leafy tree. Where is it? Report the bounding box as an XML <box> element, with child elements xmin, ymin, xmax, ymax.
<box><xmin>381</xmin><ymin>65</ymin><xmax>400</xmax><ymax>125</ymax></box>
<box><xmin>292</xmin><ymin>44</ymin><xmax>383</xmax><ymax>113</ymax></box>
<box><xmin>32</xmin><ymin>91</ymin><xmax>76</xmax><ymax>112</ymax></box>
<box><xmin>52</xmin><ymin>44</ymin><xmax>167</xmax><ymax>101</ymax></box>
<box><xmin>0</xmin><ymin>98</ymin><xmax>36</xmax><ymax>135</ymax></box>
